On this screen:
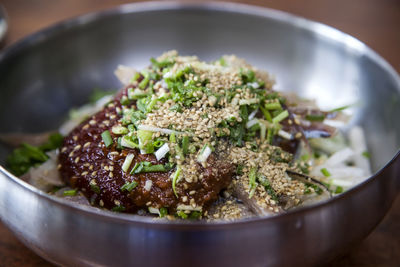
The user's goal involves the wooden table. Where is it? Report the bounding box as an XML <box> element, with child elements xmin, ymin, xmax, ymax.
<box><xmin>1</xmin><ymin>1</ymin><xmax>399</xmax><ymax>266</ymax></box>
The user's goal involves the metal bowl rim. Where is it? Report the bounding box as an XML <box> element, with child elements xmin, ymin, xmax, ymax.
<box><xmin>0</xmin><ymin>1</ymin><xmax>399</xmax><ymax>228</ymax></box>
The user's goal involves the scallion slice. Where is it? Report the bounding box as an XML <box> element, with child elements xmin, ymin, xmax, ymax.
<box><xmin>305</xmin><ymin>114</ymin><xmax>325</xmax><ymax>122</ymax></box>
<box><xmin>101</xmin><ymin>130</ymin><xmax>113</xmax><ymax>148</ymax></box>
<box><xmin>138</xmin><ymin>77</ymin><xmax>149</xmax><ymax>89</ymax></box>
<box><xmin>264</xmin><ymin>102</ymin><xmax>281</xmax><ymax>110</ymax></box>
<box><xmin>182</xmin><ymin>135</ymin><xmax>189</xmax><ymax>155</ymax></box>
<box><xmin>159</xmin><ymin>207</ymin><xmax>168</xmax><ymax>218</ymax></box>
<box><xmin>121</xmin><ymin>135</ymin><xmax>139</xmax><ymax>149</ymax></box>
<box><xmin>143</xmin><ymin>164</ymin><xmax>167</xmax><ymax>172</ymax></box>
<box><xmin>248</xmin><ymin>167</ymin><xmax>258</xmax><ymax>198</ymax></box>
<box><xmin>122</xmin><ymin>153</ymin><xmax>135</xmax><ymax>173</ymax></box>
<box><xmin>120</xmin><ymin>181</ymin><xmax>138</xmax><ymax>192</ymax></box>
<box><xmin>320</xmin><ymin>168</ymin><xmax>331</xmax><ymax>177</ymax></box>
<box><xmin>272</xmin><ymin>110</ymin><xmax>289</xmax><ymax>124</ymax></box>
<box><xmin>63</xmin><ymin>189</ymin><xmax>77</xmax><ymax>196</ymax></box>
<box><xmin>260</xmin><ymin>106</ymin><xmax>272</xmax><ymax>122</ymax></box>
<box><xmin>171</xmin><ymin>165</ymin><xmax>182</xmax><ymax>198</ymax></box>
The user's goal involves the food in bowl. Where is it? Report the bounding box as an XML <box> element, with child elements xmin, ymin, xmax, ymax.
<box><xmin>6</xmin><ymin>51</ymin><xmax>371</xmax><ymax>220</ymax></box>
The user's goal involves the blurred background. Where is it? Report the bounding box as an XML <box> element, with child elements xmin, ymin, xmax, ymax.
<box><xmin>0</xmin><ymin>0</ymin><xmax>399</xmax><ymax>266</ymax></box>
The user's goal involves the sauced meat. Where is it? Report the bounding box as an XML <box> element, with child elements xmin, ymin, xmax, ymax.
<box><xmin>58</xmin><ymin>99</ymin><xmax>234</xmax><ymax>213</ymax></box>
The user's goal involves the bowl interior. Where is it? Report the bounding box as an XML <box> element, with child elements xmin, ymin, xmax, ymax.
<box><xmin>0</xmin><ymin>4</ymin><xmax>399</xmax><ymax>174</ymax></box>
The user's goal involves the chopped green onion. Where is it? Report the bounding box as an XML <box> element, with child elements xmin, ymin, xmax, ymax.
<box><xmin>305</xmin><ymin>183</ymin><xmax>323</xmax><ymax>195</ymax></box>
<box><xmin>248</xmin><ymin>167</ymin><xmax>257</xmax><ymax>198</ymax></box>
<box><xmin>239</xmin><ymin>98</ymin><xmax>259</xmax><ymax>106</ymax></box>
<box><xmin>101</xmin><ymin>130</ymin><xmax>113</xmax><ymax>148</ymax></box>
<box><xmin>334</xmin><ymin>186</ymin><xmax>344</xmax><ymax>194</ymax></box>
<box><xmin>305</xmin><ymin>114</ymin><xmax>325</xmax><ymax>122</ymax></box>
<box><xmin>120</xmin><ymin>95</ymin><xmax>130</xmax><ymax>105</ymax></box>
<box><xmin>130</xmin><ymin>162</ymin><xmax>141</xmax><ymax>174</ymax></box>
<box><xmin>128</xmin><ymin>88</ymin><xmax>148</xmax><ymax>100</ymax></box>
<box><xmin>320</xmin><ymin>168</ymin><xmax>331</xmax><ymax>177</ymax></box>
<box><xmin>177</xmin><ymin>210</ymin><xmax>188</xmax><ymax>219</ymax></box>
<box><xmin>189</xmin><ymin>211</ymin><xmax>202</xmax><ymax>219</ymax></box>
<box><xmin>159</xmin><ymin>207</ymin><xmax>168</xmax><ymax>218</ymax></box>
<box><xmin>130</xmin><ymin>72</ymin><xmax>140</xmax><ymax>83</ymax></box>
<box><xmin>170</xmin><ymin>132</ymin><xmax>176</xmax><ymax>143</ymax></box>
<box><xmin>218</xmin><ymin>57</ymin><xmax>227</xmax><ymax>66</ymax></box>
<box><xmin>146</xmin><ymin>96</ymin><xmax>158</xmax><ymax>112</ymax></box>
<box><xmin>112</xmin><ymin>125</ymin><xmax>128</xmax><ymax>135</ymax></box>
<box><xmin>138</xmin><ymin>129</ymin><xmax>154</xmax><ymax>153</ymax></box>
<box><xmin>259</xmin><ymin>122</ymin><xmax>267</xmax><ymax>141</ymax></box>
<box><xmin>121</xmin><ymin>135</ymin><xmax>139</xmax><ymax>149</ymax></box>
<box><xmin>63</xmin><ymin>189</ymin><xmax>77</xmax><ymax>196</ymax></box>
<box><xmin>143</xmin><ymin>164</ymin><xmax>167</xmax><ymax>172</ymax></box>
<box><xmin>264</xmin><ymin>102</ymin><xmax>281</xmax><ymax>110</ymax></box>
<box><xmin>181</xmin><ymin>135</ymin><xmax>189</xmax><ymax>155</ymax></box>
<box><xmin>120</xmin><ymin>181</ymin><xmax>138</xmax><ymax>192</ymax></box>
<box><xmin>122</xmin><ymin>153</ymin><xmax>135</xmax><ymax>173</ymax></box>
<box><xmin>362</xmin><ymin>151</ymin><xmax>371</xmax><ymax>159</ymax></box>
<box><xmin>267</xmin><ymin>128</ymin><xmax>273</xmax><ymax>144</ymax></box>
<box><xmin>112</xmin><ymin>205</ymin><xmax>126</xmax><ymax>212</ymax></box>
<box><xmin>153</xmin><ymin>139</ymin><xmax>164</xmax><ymax>148</ymax></box>
<box><xmin>272</xmin><ymin>110</ymin><xmax>289</xmax><ymax>124</ymax></box>
<box><xmin>171</xmin><ymin>165</ymin><xmax>182</xmax><ymax>198</ymax></box>
<box><xmin>260</xmin><ymin>106</ymin><xmax>272</xmax><ymax>122</ymax></box>
<box><xmin>138</xmin><ymin>77</ymin><xmax>149</xmax><ymax>89</ymax></box>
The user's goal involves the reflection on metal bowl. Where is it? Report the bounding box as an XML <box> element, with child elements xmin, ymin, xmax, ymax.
<box><xmin>0</xmin><ymin>2</ymin><xmax>399</xmax><ymax>266</ymax></box>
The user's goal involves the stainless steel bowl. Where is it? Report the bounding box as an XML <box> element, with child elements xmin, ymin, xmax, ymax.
<box><xmin>0</xmin><ymin>2</ymin><xmax>399</xmax><ymax>266</ymax></box>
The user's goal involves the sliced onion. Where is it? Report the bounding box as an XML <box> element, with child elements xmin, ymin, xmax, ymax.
<box><xmin>155</xmin><ymin>143</ymin><xmax>170</xmax><ymax>161</ymax></box>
